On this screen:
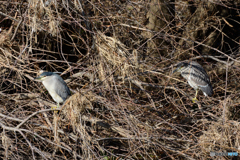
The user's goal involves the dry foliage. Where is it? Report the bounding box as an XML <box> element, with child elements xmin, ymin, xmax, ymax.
<box><xmin>0</xmin><ymin>0</ymin><xmax>239</xmax><ymax>159</ymax></box>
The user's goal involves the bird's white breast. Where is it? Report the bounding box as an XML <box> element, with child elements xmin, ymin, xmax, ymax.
<box><xmin>42</xmin><ymin>76</ymin><xmax>64</xmax><ymax>103</ymax></box>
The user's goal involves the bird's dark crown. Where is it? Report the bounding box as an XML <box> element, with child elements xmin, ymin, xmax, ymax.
<box><xmin>176</xmin><ymin>62</ymin><xmax>189</xmax><ymax>68</ymax></box>
<box><xmin>39</xmin><ymin>72</ymin><xmax>55</xmax><ymax>77</ymax></box>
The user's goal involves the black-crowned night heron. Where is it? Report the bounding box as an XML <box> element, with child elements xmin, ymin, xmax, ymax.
<box><xmin>35</xmin><ymin>72</ymin><xmax>71</xmax><ymax>109</ymax></box>
<box><xmin>173</xmin><ymin>61</ymin><xmax>213</xmax><ymax>102</ymax></box>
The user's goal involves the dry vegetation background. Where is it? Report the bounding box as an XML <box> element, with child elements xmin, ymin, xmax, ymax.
<box><xmin>0</xmin><ymin>0</ymin><xmax>240</xmax><ymax>159</ymax></box>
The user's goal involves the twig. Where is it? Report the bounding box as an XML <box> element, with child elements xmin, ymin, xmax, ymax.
<box><xmin>0</xmin><ymin>11</ymin><xmax>19</xmax><ymax>22</ymax></box>
<box><xmin>223</xmin><ymin>58</ymin><xmax>229</xmax><ymax>123</ymax></box>
<box><xmin>19</xmin><ymin>131</ymin><xmax>36</xmax><ymax>160</ymax></box>
<box><xmin>10</xmin><ymin>14</ymin><xmax>22</xmax><ymax>41</ymax></box>
<box><xmin>16</xmin><ymin>109</ymin><xmax>53</xmax><ymax>129</ymax></box>
<box><xmin>0</xmin><ymin>11</ymin><xmax>46</xmax><ymax>32</ymax></box>
<box><xmin>0</xmin><ymin>121</ymin><xmax>73</xmax><ymax>153</ymax></box>
<box><xmin>190</xmin><ymin>55</ymin><xmax>234</xmax><ymax>65</ymax></box>
<box><xmin>53</xmin><ymin>112</ymin><xmax>59</xmax><ymax>142</ymax></box>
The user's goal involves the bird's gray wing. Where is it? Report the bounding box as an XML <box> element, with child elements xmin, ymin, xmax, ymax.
<box><xmin>189</xmin><ymin>68</ymin><xmax>213</xmax><ymax>96</ymax></box>
<box><xmin>199</xmin><ymin>83</ymin><xmax>213</xmax><ymax>96</ymax></box>
<box><xmin>181</xmin><ymin>62</ymin><xmax>213</xmax><ymax>96</ymax></box>
<box><xmin>55</xmin><ymin>76</ymin><xmax>71</xmax><ymax>101</ymax></box>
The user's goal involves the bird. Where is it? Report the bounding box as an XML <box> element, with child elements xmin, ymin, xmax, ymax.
<box><xmin>35</xmin><ymin>71</ymin><xmax>71</xmax><ymax>109</ymax></box>
<box><xmin>173</xmin><ymin>61</ymin><xmax>213</xmax><ymax>102</ymax></box>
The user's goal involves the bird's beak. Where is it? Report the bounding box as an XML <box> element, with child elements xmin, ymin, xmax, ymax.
<box><xmin>34</xmin><ymin>76</ymin><xmax>42</xmax><ymax>81</ymax></box>
<box><xmin>173</xmin><ymin>67</ymin><xmax>180</xmax><ymax>74</ymax></box>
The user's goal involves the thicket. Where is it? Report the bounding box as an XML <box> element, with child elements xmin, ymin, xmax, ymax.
<box><xmin>0</xmin><ymin>0</ymin><xmax>239</xmax><ymax>159</ymax></box>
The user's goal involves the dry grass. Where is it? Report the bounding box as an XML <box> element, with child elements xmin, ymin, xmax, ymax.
<box><xmin>0</xmin><ymin>0</ymin><xmax>239</xmax><ymax>159</ymax></box>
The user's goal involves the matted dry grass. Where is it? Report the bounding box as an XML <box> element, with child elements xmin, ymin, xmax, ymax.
<box><xmin>0</xmin><ymin>0</ymin><xmax>239</xmax><ymax>159</ymax></box>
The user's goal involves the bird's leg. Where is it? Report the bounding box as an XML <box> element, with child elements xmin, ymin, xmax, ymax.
<box><xmin>51</xmin><ymin>103</ymin><xmax>59</xmax><ymax>110</ymax></box>
<box><xmin>192</xmin><ymin>89</ymin><xmax>199</xmax><ymax>103</ymax></box>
